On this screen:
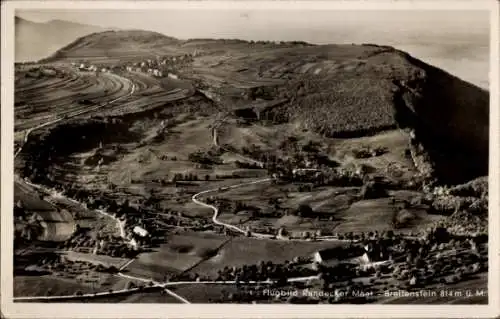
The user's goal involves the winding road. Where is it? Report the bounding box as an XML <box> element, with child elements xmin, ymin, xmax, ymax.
<box><xmin>13</xmin><ymin>70</ymin><xmax>354</xmax><ymax>303</ymax></box>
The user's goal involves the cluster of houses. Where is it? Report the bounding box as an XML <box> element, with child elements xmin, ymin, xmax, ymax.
<box><xmin>89</xmin><ymin>215</ymin><xmax>152</xmax><ymax>253</ymax></box>
<box><xmin>125</xmin><ymin>224</ymin><xmax>151</xmax><ymax>250</ymax></box>
<box><xmin>70</xmin><ymin>52</ymin><xmax>195</xmax><ymax>80</ymax></box>
<box><xmin>71</xmin><ymin>62</ymin><xmax>109</xmax><ymax>74</ymax></box>
<box><xmin>124</xmin><ymin>59</ymin><xmax>183</xmax><ymax>79</ymax></box>
<box><xmin>125</xmin><ymin>65</ymin><xmax>166</xmax><ymax>78</ymax></box>
<box><xmin>121</xmin><ymin>53</ymin><xmax>196</xmax><ymax>78</ymax></box>
<box><xmin>312</xmin><ymin>240</ymin><xmax>392</xmax><ymax>271</ymax></box>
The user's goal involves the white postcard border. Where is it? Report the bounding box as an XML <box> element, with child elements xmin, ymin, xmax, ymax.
<box><xmin>1</xmin><ymin>1</ymin><xmax>499</xmax><ymax>318</ymax></box>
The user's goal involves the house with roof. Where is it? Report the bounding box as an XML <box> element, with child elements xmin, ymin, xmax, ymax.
<box><xmin>133</xmin><ymin>225</ymin><xmax>149</xmax><ymax>237</ymax></box>
<box><xmin>312</xmin><ymin>246</ymin><xmax>365</xmax><ymax>269</ymax></box>
<box><xmin>312</xmin><ymin>241</ymin><xmax>392</xmax><ymax>270</ymax></box>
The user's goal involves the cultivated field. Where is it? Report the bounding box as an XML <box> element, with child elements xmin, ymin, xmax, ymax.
<box><xmin>189</xmin><ymin>238</ymin><xmax>346</xmax><ymax>278</ymax></box>
<box><xmin>124</xmin><ymin>232</ymin><xmax>230</xmax><ymax>281</ymax></box>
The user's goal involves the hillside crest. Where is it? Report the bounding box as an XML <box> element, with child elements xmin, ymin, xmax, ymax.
<box><xmin>45</xmin><ymin>29</ymin><xmax>489</xmax><ymax>183</ymax></box>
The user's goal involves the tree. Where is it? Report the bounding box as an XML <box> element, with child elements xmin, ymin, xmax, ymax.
<box><xmin>126</xmin><ymin>281</ymin><xmax>136</xmax><ymax>289</ymax></box>
<box><xmin>386</xmin><ymin>230</ymin><xmax>394</xmax><ymax>239</ymax></box>
<box><xmin>432</xmin><ymin>227</ymin><xmax>450</xmax><ymax>243</ymax></box>
<box><xmin>298</xmin><ymin>204</ymin><xmax>313</xmax><ymax>217</ymax></box>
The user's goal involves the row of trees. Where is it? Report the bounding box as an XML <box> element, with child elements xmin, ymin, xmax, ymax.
<box><xmin>213</xmin><ymin>260</ymin><xmax>317</xmax><ymax>284</ymax></box>
<box><xmin>188</xmin><ymin>149</ymin><xmax>223</xmax><ymax>165</ymax></box>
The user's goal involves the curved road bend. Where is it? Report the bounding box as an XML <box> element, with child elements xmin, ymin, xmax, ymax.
<box><xmin>14</xmin><ymin>71</ymin><xmax>196</xmax><ymax>304</ymax></box>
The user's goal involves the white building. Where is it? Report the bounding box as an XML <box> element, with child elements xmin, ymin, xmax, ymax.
<box><xmin>312</xmin><ymin>246</ymin><xmax>367</xmax><ymax>269</ymax></box>
<box><xmin>168</xmin><ymin>73</ymin><xmax>179</xmax><ymax>79</ymax></box>
<box><xmin>129</xmin><ymin>238</ymin><xmax>139</xmax><ymax>250</ymax></box>
<box><xmin>133</xmin><ymin>225</ymin><xmax>149</xmax><ymax>237</ymax></box>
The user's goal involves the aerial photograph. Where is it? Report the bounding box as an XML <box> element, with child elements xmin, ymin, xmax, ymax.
<box><xmin>12</xmin><ymin>8</ymin><xmax>489</xmax><ymax>304</ymax></box>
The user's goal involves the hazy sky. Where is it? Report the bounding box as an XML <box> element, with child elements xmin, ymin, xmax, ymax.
<box><xmin>17</xmin><ymin>9</ymin><xmax>489</xmax><ymax>43</ymax></box>
<box><xmin>16</xmin><ymin>9</ymin><xmax>490</xmax><ymax>88</ymax></box>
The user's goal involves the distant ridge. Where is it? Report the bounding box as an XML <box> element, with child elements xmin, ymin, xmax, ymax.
<box><xmin>43</xmin><ymin>30</ymin><xmax>181</xmax><ymax>61</ymax></box>
<box><xmin>15</xmin><ymin>16</ymin><xmax>112</xmax><ymax>62</ymax></box>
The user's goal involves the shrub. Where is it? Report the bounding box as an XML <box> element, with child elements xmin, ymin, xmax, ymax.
<box><xmin>360</xmin><ymin>181</ymin><xmax>388</xmax><ymax>199</ymax></box>
<box><xmin>393</xmin><ymin>209</ymin><xmax>416</xmax><ymax>228</ymax></box>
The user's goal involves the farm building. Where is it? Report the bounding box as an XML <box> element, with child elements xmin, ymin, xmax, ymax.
<box><xmin>363</xmin><ymin>241</ymin><xmax>391</xmax><ymax>262</ymax></box>
<box><xmin>312</xmin><ymin>246</ymin><xmax>365</xmax><ymax>268</ymax></box>
<box><xmin>312</xmin><ymin>243</ymin><xmax>392</xmax><ymax>270</ymax></box>
<box><xmin>133</xmin><ymin>225</ymin><xmax>149</xmax><ymax>237</ymax></box>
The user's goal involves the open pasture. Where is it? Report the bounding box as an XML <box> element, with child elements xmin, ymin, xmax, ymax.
<box><xmin>189</xmin><ymin>237</ymin><xmax>346</xmax><ymax>278</ymax></box>
<box><xmin>124</xmin><ymin>232</ymin><xmax>230</xmax><ymax>281</ymax></box>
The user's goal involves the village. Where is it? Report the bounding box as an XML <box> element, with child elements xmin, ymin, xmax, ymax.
<box><xmin>72</xmin><ymin>52</ymin><xmax>197</xmax><ymax>79</ymax></box>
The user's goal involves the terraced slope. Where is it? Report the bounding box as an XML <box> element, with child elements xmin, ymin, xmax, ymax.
<box><xmin>14</xmin><ymin>66</ymin><xmax>133</xmax><ymax>131</ymax></box>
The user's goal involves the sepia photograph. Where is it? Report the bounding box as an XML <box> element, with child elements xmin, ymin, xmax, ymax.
<box><xmin>1</xmin><ymin>0</ymin><xmax>499</xmax><ymax>318</ymax></box>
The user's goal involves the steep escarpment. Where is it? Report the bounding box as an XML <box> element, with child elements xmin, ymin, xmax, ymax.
<box><xmin>190</xmin><ymin>46</ymin><xmax>488</xmax><ymax>184</ymax></box>
<box><xmin>392</xmin><ymin>52</ymin><xmax>489</xmax><ymax>184</ymax></box>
